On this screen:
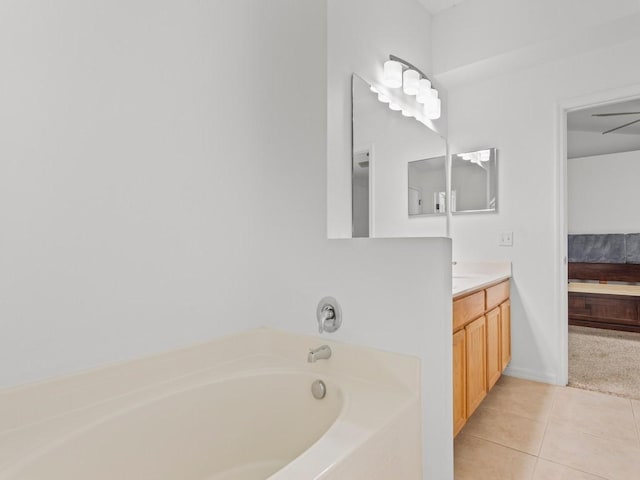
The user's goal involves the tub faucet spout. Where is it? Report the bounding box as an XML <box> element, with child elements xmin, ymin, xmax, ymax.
<box><xmin>308</xmin><ymin>345</ymin><xmax>332</xmax><ymax>363</ymax></box>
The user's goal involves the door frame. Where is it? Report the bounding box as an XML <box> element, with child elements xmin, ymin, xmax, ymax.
<box><xmin>555</xmin><ymin>84</ymin><xmax>640</xmax><ymax>386</ymax></box>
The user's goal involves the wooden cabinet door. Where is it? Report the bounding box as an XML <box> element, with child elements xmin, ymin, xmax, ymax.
<box><xmin>486</xmin><ymin>307</ymin><xmax>501</xmax><ymax>390</ymax></box>
<box><xmin>466</xmin><ymin>316</ymin><xmax>487</xmax><ymax>417</ymax></box>
<box><xmin>500</xmin><ymin>300</ymin><xmax>511</xmax><ymax>370</ymax></box>
<box><xmin>453</xmin><ymin>329</ymin><xmax>467</xmax><ymax>436</ymax></box>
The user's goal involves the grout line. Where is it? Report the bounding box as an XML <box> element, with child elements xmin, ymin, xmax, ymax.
<box><xmin>463</xmin><ymin>429</ymin><xmax>541</xmax><ymax>458</ymax></box>
<box><xmin>531</xmin><ymin>457</ymin><xmax>540</xmax><ymax>480</ymax></box>
<box><xmin>540</xmin><ymin>458</ymin><xmax>609</xmax><ymax>480</ymax></box>
<box><xmin>462</xmin><ymin>432</ymin><xmax>538</xmax><ymax>460</ymax></box>
<box><xmin>536</xmin><ymin>385</ymin><xmax>559</xmax><ymax>457</ymax></box>
<box><xmin>631</xmin><ymin>400</ymin><xmax>640</xmax><ymax>447</ymax></box>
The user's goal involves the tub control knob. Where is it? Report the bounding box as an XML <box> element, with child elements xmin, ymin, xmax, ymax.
<box><xmin>316</xmin><ymin>297</ymin><xmax>342</xmax><ymax>334</ymax></box>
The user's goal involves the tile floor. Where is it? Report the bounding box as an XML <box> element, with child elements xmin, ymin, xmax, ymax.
<box><xmin>454</xmin><ymin>376</ymin><xmax>640</xmax><ymax>480</ymax></box>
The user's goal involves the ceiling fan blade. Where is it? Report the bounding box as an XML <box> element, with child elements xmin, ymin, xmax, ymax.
<box><xmin>602</xmin><ymin>118</ymin><xmax>640</xmax><ymax>135</ymax></box>
<box><xmin>592</xmin><ymin>112</ymin><xmax>640</xmax><ymax>117</ymax></box>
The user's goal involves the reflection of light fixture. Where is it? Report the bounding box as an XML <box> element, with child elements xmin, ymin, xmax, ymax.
<box><xmin>425</xmin><ymin>89</ymin><xmax>441</xmax><ymax>120</ymax></box>
<box><xmin>381</xmin><ymin>55</ymin><xmax>440</xmax><ymax>120</ymax></box>
<box><xmin>383</xmin><ymin>60</ymin><xmax>403</xmax><ymax>88</ymax></box>
<box><xmin>458</xmin><ymin>149</ymin><xmax>491</xmax><ymax>166</ymax></box>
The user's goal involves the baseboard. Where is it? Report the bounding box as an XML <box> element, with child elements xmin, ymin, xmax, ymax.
<box><xmin>503</xmin><ymin>365</ymin><xmax>560</xmax><ymax>385</ymax></box>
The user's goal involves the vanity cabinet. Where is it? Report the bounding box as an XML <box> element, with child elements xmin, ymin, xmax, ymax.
<box><xmin>486</xmin><ymin>308</ymin><xmax>501</xmax><ymax>390</ymax></box>
<box><xmin>453</xmin><ymin>280</ymin><xmax>510</xmax><ymax>436</ymax></box>
<box><xmin>465</xmin><ymin>316</ymin><xmax>487</xmax><ymax>417</ymax></box>
<box><xmin>452</xmin><ymin>329</ymin><xmax>467</xmax><ymax>435</ymax></box>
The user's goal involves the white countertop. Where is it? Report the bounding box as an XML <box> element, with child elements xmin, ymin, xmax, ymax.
<box><xmin>452</xmin><ymin>261</ymin><xmax>512</xmax><ymax>298</ymax></box>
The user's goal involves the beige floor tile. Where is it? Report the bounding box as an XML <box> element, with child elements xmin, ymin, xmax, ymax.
<box><xmin>455</xmin><ymin>433</ymin><xmax>537</xmax><ymax>480</ymax></box>
<box><xmin>633</xmin><ymin>399</ymin><xmax>640</xmax><ymax>428</ymax></box>
<box><xmin>555</xmin><ymin>387</ymin><xmax>631</xmax><ymax>411</ymax></box>
<box><xmin>461</xmin><ymin>406</ymin><xmax>547</xmax><ymax>455</ymax></box>
<box><xmin>551</xmin><ymin>387</ymin><xmax>638</xmax><ymax>445</ymax></box>
<box><xmin>533</xmin><ymin>459</ymin><xmax>606</xmax><ymax>480</ymax></box>
<box><xmin>539</xmin><ymin>421</ymin><xmax>640</xmax><ymax>480</ymax></box>
<box><xmin>483</xmin><ymin>379</ymin><xmax>557</xmax><ymax>422</ymax></box>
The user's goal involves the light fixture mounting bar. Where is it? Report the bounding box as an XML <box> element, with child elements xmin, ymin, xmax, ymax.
<box><xmin>389</xmin><ymin>55</ymin><xmax>431</xmax><ymax>83</ymax></box>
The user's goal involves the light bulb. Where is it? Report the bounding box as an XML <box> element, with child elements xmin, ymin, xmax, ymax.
<box><xmin>403</xmin><ymin>69</ymin><xmax>420</xmax><ymax>96</ymax></box>
<box><xmin>389</xmin><ymin>103</ymin><xmax>402</xmax><ymax>111</ymax></box>
<box><xmin>383</xmin><ymin>60</ymin><xmax>402</xmax><ymax>88</ymax></box>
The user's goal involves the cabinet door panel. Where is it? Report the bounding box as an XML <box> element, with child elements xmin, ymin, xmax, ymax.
<box><xmin>466</xmin><ymin>316</ymin><xmax>487</xmax><ymax>417</ymax></box>
<box><xmin>486</xmin><ymin>308</ymin><xmax>501</xmax><ymax>389</ymax></box>
<box><xmin>453</xmin><ymin>329</ymin><xmax>467</xmax><ymax>436</ymax></box>
<box><xmin>500</xmin><ymin>300</ymin><xmax>511</xmax><ymax>370</ymax></box>
<box><xmin>453</xmin><ymin>291</ymin><xmax>485</xmax><ymax>331</ymax></box>
<box><xmin>486</xmin><ymin>281</ymin><xmax>510</xmax><ymax>310</ymax></box>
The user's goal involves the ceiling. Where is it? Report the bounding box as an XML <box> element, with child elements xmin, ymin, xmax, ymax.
<box><xmin>568</xmin><ymin>99</ymin><xmax>640</xmax><ymax>135</ymax></box>
<box><xmin>567</xmin><ymin>98</ymin><xmax>640</xmax><ymax>158</ymax></box>
<box><xmin>417</xmin><ymin>0</ymin><xmax>464</xmax><ymax>15</ymax></box>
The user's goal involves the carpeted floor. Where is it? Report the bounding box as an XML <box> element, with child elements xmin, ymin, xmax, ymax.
<box><xmin>569</xmin><ymin>325</ymin><xmax>640</xmax><ymax>400</ymax></box>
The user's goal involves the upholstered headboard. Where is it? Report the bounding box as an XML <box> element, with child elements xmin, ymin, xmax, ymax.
<box><xmin>568</xmin><ymin>234</ymin><xmax>640</xmax><ymax>282</ymax></box>
<box><xmin>568</xmin><ymin>234</ymin><xmax>640</xmax><ymax>264</ymax></box>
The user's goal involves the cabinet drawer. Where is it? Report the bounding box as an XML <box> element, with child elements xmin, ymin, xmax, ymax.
<box><xmin>453</xmin><ymin>291</ymin><xmax>485</xmax><ymax>331</ymax></box>
<box><xmin>486</xmin><ymin>281</ymin><xmax>510</xmax><ymax>310</ymax></box>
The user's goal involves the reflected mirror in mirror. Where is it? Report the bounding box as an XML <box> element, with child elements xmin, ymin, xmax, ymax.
<box><xmin>451</xmin><ymin>148</ymin><xmax>498</xmax><ymax>213</ymax></box>
<box><xmin>408</xmin><ymin>156</ymin><xmax>447</xmax><ymax>216</ymax></box>
<box><xmin>352</xmin><ymin>74</ymin><xmax>446</xmax><ymax>237</ymax></box>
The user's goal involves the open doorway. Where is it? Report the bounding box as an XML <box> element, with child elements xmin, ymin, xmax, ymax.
<box><xmin>564</xmin><ymin>98</ymin><xmax>640</xmax><ymax>399</ymax></box>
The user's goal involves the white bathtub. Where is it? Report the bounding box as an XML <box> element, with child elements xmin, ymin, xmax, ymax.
<box><xmin>0</xmin><ymin>329</ymin><xmax>422</xmax><ymax>479</ymax></box>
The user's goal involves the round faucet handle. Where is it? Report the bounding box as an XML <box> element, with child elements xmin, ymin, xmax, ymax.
<box><xmin>316</xmin><ymin>297</ymin><xmax>342</xmax><ymax>334</ymax></box>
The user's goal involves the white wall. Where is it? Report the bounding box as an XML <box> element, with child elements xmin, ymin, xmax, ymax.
<box><xmin>568</xmin><ymin>130</ymin><xmax>640</xmax><ymax>159</ymax></box>
<box><xmin>0</xmin><ymin>1</ymin><xmax>453</xmax><ymax>479</ymax></box>
<box><xmin>444</xmin><ymin>23</ymin><xmax>640</xmax><ymax>384</ymax></box>
<box><xmin>568</xmin><ymin>150</ymin><xmax>640</xmax><ymax>234</ymax></box>
<box><xmin>327</xmin><ymin>0</ymin><xmax>448</xmax><ymax>238</ymax></box>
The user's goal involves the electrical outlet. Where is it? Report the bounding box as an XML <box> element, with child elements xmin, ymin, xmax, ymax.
<box><xmin>499</xmin><ymin>231</ymin><xmax>513</xmax><ymax>247</ymax></box>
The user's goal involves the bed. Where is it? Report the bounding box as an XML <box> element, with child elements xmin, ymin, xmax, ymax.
<box><xmin>568</xmin><ymin>234</ymin><xmax>640</xmax><ymax>333</ymax></box>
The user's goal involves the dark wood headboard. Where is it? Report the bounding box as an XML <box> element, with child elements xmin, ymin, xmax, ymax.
<box><xmin>569</xmin><ymin>262</ymin><xmax>640</xmax><ymax>283</ymax></box>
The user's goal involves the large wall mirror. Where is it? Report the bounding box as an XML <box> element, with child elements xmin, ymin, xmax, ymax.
<box><xmin>352</xmin><ymin>74</ymin><xmax>446</xmax><ymax>237</ymax></box>
<box><xmin>451</xmin><ymin>148</ymin><xmax>498</xmax><ymax>214</ymax></box>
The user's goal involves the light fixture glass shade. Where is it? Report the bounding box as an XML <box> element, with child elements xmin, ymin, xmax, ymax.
<box><xmin>378</xmin><ymin>93</ymin><xmax>390</xmax><ymax>103</ymax></box>
<box><xmin>416</xmin><ymin>79</ymin><xmax>432</xmax><ymax>103</ymax></box>
<box><xmin>403</xmin><ymin>69</ymin><xmax>420</xmax><ymax>95</ymax></box>
<box><xmin>401</xmin><ymin>109</ymin><xmax>413</xmax><ymax>117</ymax></box>
<box><xmin>383</xmin><ymin>60</ymin><xmax>403</xmax><ymax>88</ymax></box>
<box><xmin>425</xmin><ymin>97</ymin><xmax>441</xmax><ymax>120</ymax></box>
<box><xmin>389</xmin><ymin>103</ymin><xmax>402</xmax><ymax>111</ymax></box>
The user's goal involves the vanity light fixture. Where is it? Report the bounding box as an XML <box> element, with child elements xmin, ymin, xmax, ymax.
<box><xmin>416</xmin><ymin>79</ymin><xmax>432</xmax><ymax>104</ymax></box>
<box><xmin>383</xmin><ymin>60</ymin><xmax>403</xmax><ymax>88</ymax></box>
<box><xmin>403</xmin><ymin>69</ymin><xmax>420</xmax><ymax>95</ymax></box>
<box><xmin>382</xmin><ymin>55</ymin><xmax>440</xmax><ymax>120</ymax></box>
<box><xmin>425</xmin><ymin>89</ymin><xmax>441</xmax><ymax>120</ymax></box>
